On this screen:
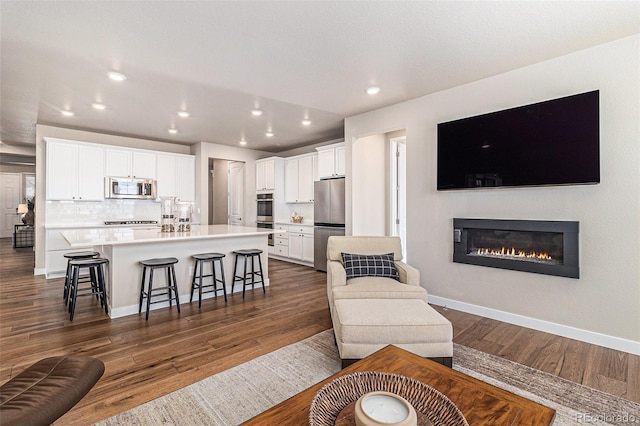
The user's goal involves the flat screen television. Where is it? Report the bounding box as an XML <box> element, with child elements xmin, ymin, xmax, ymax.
<box><xmin>437</xmin><ymin>90</ymin><xmax>600</xmax><ymax>190</ymax></box>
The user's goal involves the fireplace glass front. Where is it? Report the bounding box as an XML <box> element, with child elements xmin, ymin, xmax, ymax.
<box><xmin>453</xmin><ymin>219</ymin><xmax>579</xmax><ymax>278</ymax></box>
<box><xmin>466</xmin><ymin>229</ymin><xmax>563</xmax><ymax>266</ymax></box>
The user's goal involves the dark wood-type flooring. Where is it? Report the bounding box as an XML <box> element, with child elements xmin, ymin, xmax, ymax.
<box><xmin>0</xmin><ymin>238</ymin><xmax>637</xmax><ymax>425</ymax></box>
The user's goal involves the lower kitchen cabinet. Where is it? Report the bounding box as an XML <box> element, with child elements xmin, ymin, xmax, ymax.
<box><xmin>272</xmin><ymin>235</ymin><xmax>289</xmax><ymax>257</ymax></box>
<box><xmin>289</xmin><ymin>235</ymin><xmax>314</xmax><ymax>263</ymax></box>
<box><xmin>269</xmin><ymin>223</ymin><xmax>314</xmax><ymax>266</ymax></box>
<box><xmin>45</xmin><ymin>229</ymin><xmax>92</xmax><ymax>278</ymax></box>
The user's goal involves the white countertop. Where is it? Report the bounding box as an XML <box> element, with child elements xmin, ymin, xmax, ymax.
<box><xmin>61</xmin><ymin>224</ymin><xmax>285</xmax><ymax>247</ymax></box>
<box><xmin>46</xmin><ymin>223</ymin><xmax>161</xmax><ymax>230</ymax></box>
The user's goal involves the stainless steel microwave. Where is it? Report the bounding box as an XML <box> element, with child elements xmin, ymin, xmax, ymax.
<box><xmin>105</xmin><ymin>177</ymin><xmax>157</xmax><ymax>199</ymax></box>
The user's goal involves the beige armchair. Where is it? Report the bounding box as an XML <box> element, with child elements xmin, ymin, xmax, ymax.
<box><xmin>326</xmin><ymin>236</ymin><xmax>427</xmax><ymax>314</ymax></box>
<box><xmin>326</xmin><ymin>236</ymin><xmax>453</xmax><ymax>367</ymax></box>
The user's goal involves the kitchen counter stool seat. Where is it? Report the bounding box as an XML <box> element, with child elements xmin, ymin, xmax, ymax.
<box><xmin>231</xmin><ymin>249</ymin><xmax>265</xmax><ymax>298</ymax></box>
<box><xmin>68</xmin><ymin>257</ymin><xmax>109</xmax><ymax>321</ymax></box>
<box><xmin>138</xmin><ymin>257</ymin><xmax>180</xmax><ymax>321</ymax></box>
<box><xmin>63</xmin><ymin>251</ymin><xmax>99</xmax><ymax>305</ymax></box>
<box><xmin>190</xmin><ymin>253</ymin><xmax>227</xmax><ymax>308</ymax></box>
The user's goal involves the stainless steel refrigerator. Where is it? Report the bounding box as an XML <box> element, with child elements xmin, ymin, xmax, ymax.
<box><xmin>314</xmin><ymin>178</ymin><xmax>345</xmax><ymax>271</ymax></box>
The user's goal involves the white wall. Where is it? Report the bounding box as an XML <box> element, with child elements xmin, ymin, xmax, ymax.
<box><xmin>352</xmin><ymin>134</ymin><xmax>387</xmax><ymax>235</ymax></box>
<box><xmin>345</xmin><ymin>35</ymin><xmax>640</xmax><ymax>352</ymax></box>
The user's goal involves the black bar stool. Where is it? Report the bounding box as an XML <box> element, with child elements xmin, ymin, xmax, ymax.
<box><xmin>68</xmin><ymin>257</ymin><xmax>109</xmax><ymax>321</ymax></box>
<box><xmin>231</xmin><ymin>249</ymin><xmax>265</xmax><ymax>298</ymax></box>
<box><xmin>190</xmin><ymin>253</ymin><xmax>227</xmax><ymax>308</ymax></box>
<box><xmin>138</xmin><ymin>257</ymin><xmax>180</xmax><ymax>321</ymax></box>
<box><xmin>63</xmin><ymin>251</ymin><xmax>99</xmax><ymax>305</ymax></box>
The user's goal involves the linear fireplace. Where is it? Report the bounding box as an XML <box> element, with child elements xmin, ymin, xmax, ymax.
<box><xmin>453</xmin><ymin>218</ymin><xmax>579</xmax><ymax>278</ymax></box>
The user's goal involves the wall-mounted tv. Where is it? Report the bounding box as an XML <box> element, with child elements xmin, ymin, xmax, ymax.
<box><xmin>437</xmin><ymin>90</ymin><xmax>600</xmax><ymax>190</ymax></box>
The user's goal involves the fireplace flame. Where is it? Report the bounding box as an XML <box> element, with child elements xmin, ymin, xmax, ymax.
<box><xmin>476</xmin><ymin>247</ymin><xmax>552</xmax><ymax>260</ymax></box>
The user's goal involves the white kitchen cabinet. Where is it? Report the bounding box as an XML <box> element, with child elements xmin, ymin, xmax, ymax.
<box><xmin>316</xmin><ymin>142</ymin><xmax>345</xmax><ymax>179</ymax></box>
<box><xmin>288</xmin><ymin>233</ymin><xmax>303</xmax><ymax>259</ymax></box>
<box><xmin>46</xmin><ymin>140</ymin><xmax>104</xmax><ymax>201</ymax></box>
<box><xmin>285</xmin><ymin>154</ymin><xmax>316</xmax><ymax>203</ymax></box>
<box><xmin>270</xmin><ymin>223</ymin><xmax>289</xmax><ymax>257</ymax></box>
<box><xmin>287</xmin><ymin>224</ymin><xmax>314</xmax><ymax>264</ymax></box>
<box><xmin>156</xmin><ymin>153</ymin><xmax>195</xmax><ymax>201</ymax></box>
<box><xmin>284</xmin><ymin>159</ymin><xmax>298</xmax><ymax>202</ymax></box>
<box><xmin>175</xmin><ymin>155</ymin><xmax>195</xmax><ymax>201</ymax></box>
<box><xmin>335</xmin><ymin>145</ymin><xmax>345</xmax><ymax>176</ymax></box>
<box><xmin>301</xmin><ymin>233</ymin><xmax>314</xmax><ymax>263</ymax></box>
<box><xmin>156</xmin><ymin>154</ymin><xmax>177</xmax><ymax>197</ymax></box>
<box><xmin>105</xmin><ymin>148</ymin><xmax>156</xmax><ymax>179</ymax></box>
<box><xmin>256</xmin><ymin>158</ymin><xmax>277</xmax><ymax>192</ymax></box>
<box><xmin>45</xmin><ymin>228</ymin><xmax>93</xmax><ymax>278</ymax></box>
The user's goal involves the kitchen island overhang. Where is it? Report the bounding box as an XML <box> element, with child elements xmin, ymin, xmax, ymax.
<box><xmin>61</xmin><ymin>225</ymin><xmax>284</xmax><ymax>319</ymax></box>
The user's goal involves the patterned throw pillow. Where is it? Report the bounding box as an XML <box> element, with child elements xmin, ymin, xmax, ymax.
<box><xmin>341</xmin><ymin>252</ymin><xmax>399</xmax><ymax>281</ymax></box>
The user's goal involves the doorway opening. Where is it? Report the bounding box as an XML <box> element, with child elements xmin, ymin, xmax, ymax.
<box><xmin>390</xmin><ymin>137</ymin><xmax>407</xmax><ymax>260</ymax></box>
<box><xmin>208</xmin><ymin>159</ymin><xmax>244</xmax><ymax>225</ymax></box>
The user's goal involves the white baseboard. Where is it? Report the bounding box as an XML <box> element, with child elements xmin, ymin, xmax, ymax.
<box><xmin>429</xmin><ymin>295</ymin><xmax>640</xmax><ymax>356</ymax></box>
<box><xmin>268</xmin><ymin>254</ymin><xmax>314</xmax><ymax>268</ymax></box>
<box><xmin>34</xmin><ymin>268</ymin><xmax>47</xmax><ymax>276</ymax></box>
<box><xmin>110</xmin><ymin>279</ymin><xmax>270</xmax><ymax>319</ymax></box>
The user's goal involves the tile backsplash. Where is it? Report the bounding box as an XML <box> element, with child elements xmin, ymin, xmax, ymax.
<box><xmin>285</xmin><ymin>203</ymin><xmax>314</xmax><ymax>225</ymax></box>
<box><xmin>46</xmin><ymin>199</ymin><xmax>161</xmax><ymax>225</ymax></box>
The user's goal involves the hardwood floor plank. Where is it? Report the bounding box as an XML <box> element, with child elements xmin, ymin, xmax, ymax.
<box><xmin>557</xmin><ymin>338</ymin><xmax>588</xmax><ymax>383</ymax></box>
<box><xmin>529</xmin><ymin>335</ymin><xmax>568</xmax><ymax>376</ymax></box>
<box><xmin>0</xmin><ymin>237</ymin><xmax>637</xmax><ymax>426</ymax></box>
<box><xmin>626</xmin><ymin>354</ymin><xmax>640</xmax><ymax>402</ymax></box>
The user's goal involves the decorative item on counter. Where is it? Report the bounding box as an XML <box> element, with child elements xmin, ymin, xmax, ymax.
<box><xmin>160</xmin><ymin>196</ymin><xmax>176</xmax><ymax>232</ymax></box>
<box><xmin>354</xmin><ymin>391</ymin><xmax>417</xmax><ymax>426</ymax></box>
<box><xmin>176</xmin><ymin>202</ymin><xmax>192</xmax><ymax>232</ymax></box>
<box><xmin>291</xmin><ymin>211</ymin><xmax>303</xmax><ymax>223</ymax></box>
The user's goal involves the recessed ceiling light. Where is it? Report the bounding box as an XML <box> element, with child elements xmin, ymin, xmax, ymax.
<box><xmin>251</xmin><ymin>109</ymin><xmax>263</xmax><ymax>116</ymax></box>
<box><xmin>301</xmin><ymin>119</ymin><xmax>312</xmax><ymax>126</ymax></box>
<box><xmin>168</xmin><ymin>128</ymin><xmax>178</xmax><ymax>134</ymax></box>
<box><xmin>366</xmin><ymin>86</ymin><xmax>381</xmax><ymax>95</ymax></box>
<box><xmin>265</xmin><ymin>132</ymin><xmax>274</xmax><ymax>138</ymax></box>
<box><xmin>239</xmin><ymin>140</ymin><xmax>247</xmax><ymax>146</ymax></box>
<box><xmin>92</xmin><ymin>103</ymin><xmax>106</xmax><ymax>110</ymax></box>
<box><xmin>107</xmin><ymin>71</ymin><xmax>127</xmax><ymax>81</ymax></box>
<box><xmin>178</xmin><ymin>111</ymin><xmax>190</xmax><ymax>118</ymax></box>
<box><xmin>61</xmin><ymin>110</ymin><xmax>75</xmax><ymax>117</ymax></box>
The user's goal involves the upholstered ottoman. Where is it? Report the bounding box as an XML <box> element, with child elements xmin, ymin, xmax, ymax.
<box><xmin>333</xmin><ymin>299</ymin><xmax>453</xmax><ymax>368</ymax></box>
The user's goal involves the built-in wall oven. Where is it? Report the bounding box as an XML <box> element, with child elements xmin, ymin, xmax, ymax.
<box><xmin>256</xmin><ymin>221</ymin><xmax>274</xmax><ymax>247</ymax></box>
<box><xmin>257</xmin><ymin>193</ymin><xmax>273</xmax><ymax>222</ymax></box>
<box><xmin>257</xmin><ymin>193</ymin><xmax>274</xmax><ymax>246</ymax></box>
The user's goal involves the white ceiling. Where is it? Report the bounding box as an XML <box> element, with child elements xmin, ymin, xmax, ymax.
<box><xmin>1</xmin><ymin>1</ymin><xmax>638</xmax><ymax>154</ymax></box>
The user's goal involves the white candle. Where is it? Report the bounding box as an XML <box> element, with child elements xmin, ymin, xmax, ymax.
<box><xmin>361</xmin><ymin>393</ymin><xmax>410</xmax><ymax>423</ymax></box>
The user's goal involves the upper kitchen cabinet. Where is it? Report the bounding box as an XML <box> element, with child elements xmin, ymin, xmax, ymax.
<box><xmin>46</xmin><ymin>139</ymin><xmax>104</xmax><ymax>201</ymax></box>
<box><xmin>175</xmin><ymin>155</ymin><xmax>195</xmax><ymax>201</ymax></box>
<box><xmin>285</xmin><ymin>154</ymin><xmax>317</xmax><ymax>203</ymax></box>
<box><xmin>105</xmin><ymin>148</ymin><xmax>156</xmax><ymax>179</ymax></box>
<box><xmin>316</xmin><ymin>142</ymin><xmax>345</xmax><ymax>179</ymax></box>
<box><xmin>156</xmin><ymin>153</ymin><xmax>195</xmax><ymax>201</ymax></box>
<box><xmin>256</xmin><ymin>157</ymin><xmax>284</xmax><ymax>193</ymax></box>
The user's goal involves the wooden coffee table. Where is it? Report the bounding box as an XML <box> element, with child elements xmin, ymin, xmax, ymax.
<box><xmin>241</xmin><ymin>345</ymin><xmax>555</xmax><ymax>425</ymax></box>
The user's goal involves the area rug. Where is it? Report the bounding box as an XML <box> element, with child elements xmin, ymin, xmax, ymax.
<box><xmin>96</xmin><ymin>330</ymin><xmax>639</xmax><ymax>425</ymax></box>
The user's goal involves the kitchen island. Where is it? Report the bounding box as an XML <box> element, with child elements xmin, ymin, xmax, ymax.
<box><xmin>61</xmin><ymin>225</ymin><xmax>282</xmax><ymax>318</ymax></box>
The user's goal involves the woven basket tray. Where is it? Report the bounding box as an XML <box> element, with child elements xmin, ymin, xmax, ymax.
<box><xmin>309</xmin><ymin>371</ymin><xmax>468</xmax><ymax>426</ymax></box>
